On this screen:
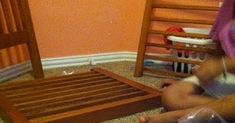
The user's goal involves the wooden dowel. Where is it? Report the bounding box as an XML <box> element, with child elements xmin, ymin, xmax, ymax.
<box><xmin>25</xmin><ymin>91</ymin><xmax>145</xmax><ymax>119</ymax></box>
<box><xmin>1</xmin><ymin>0</ymin><xmax>16</xmax><ymax>32</ymax></box>
<box><xmin>144</xmin><ymin>67</ymin><xmax>191</xmax><ymax>78</ymax></box>
<box><xmin>19</xmin><ymin>88</ymin><xmax>139</xmax><ymax>113</ymax></box>
<box><xmin>0</xmin><ymin>71</ymin><xmax>100</xmax><ymax>91</ymax></box>
<box><xmin>10</xmin><ymin>81</ymin><xmax>121</xmax><ymax>104</ymax></box>
<box><xmin>3</xmin><ymin>75</ymin><xmax>108</xmax><ymax>96</ymax></box>
<box><xmin>152</xmin><ymin>3</ymin><xmax>220</xmax><ymax>11</ymax></box>
<box><xmin>145</xmin><ymin>54</ymin><xmax>202</xmax><ymax>65</ymax></box>
<box><xmin>151</xmin><ymin>17</ymin><xmax>214</xmax><ymax>25</ymax></box>
<box><xmin>6</xmin><ymin>78</ymin><xmax>115</xmax><ymax>99</ymax></box>
<box><xmin>15</xmin><ymin>84</ymin><xmax>130</xmax><ymax>109</ymax></box>
<box><xmin>149</xmin><ymin>30</ymin><xmax>210</xmax><ymax>39</ymax></box>
<box><xmin>146</xmin><ymin>43</ymin><xmax>216</xmax><ymax>53</ymax></box>
<box><xmin>9</xmin><ymin>0</ymin><xmax>24</xmax><ymax>31</ymax></box>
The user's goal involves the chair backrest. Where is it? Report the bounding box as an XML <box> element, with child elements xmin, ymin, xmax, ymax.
<box><xmin>0</xmin><ymin>0</ymin><xmax>44</xmax><ymax>78</ymax></box>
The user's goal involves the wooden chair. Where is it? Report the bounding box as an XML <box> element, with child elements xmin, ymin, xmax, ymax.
<box><xmin>135</xmin><ymin>0</ymin><xmax>223</xmax><ymax>78</ymax></box>
<box><xmin>0</xmin><ymin>0</ymin><xmax>44</xmax><ymax>78</ymax></box>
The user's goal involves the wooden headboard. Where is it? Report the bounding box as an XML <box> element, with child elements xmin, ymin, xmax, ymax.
<box><xmin>0</xmin><ymin>0</ymin><xmax>44</xmax><ymax>78</ymax></box>
<box><xmin>135</xmin><ymin>0</ymin><xmax>223</xmax><ymax>78</ymax></box>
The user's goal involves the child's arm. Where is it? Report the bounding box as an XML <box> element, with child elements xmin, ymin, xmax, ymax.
<box><xmin>224</xmin><ymin>57</ymin><xmax>235</xmax><ymax>71</ymax></box>
<box><xmin>195</xmin><ymin>57</ymin><xmax>235</xmax><ymax>86</ymax></box>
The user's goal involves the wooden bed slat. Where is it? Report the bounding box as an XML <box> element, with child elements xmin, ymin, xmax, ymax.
<box><xmin>9</xmin><ymin>0</ymin><xmax>24</xmax><ymax>31</ymax></box>
<box><xmin>6</xmin><ymin>79</ymin><xmax>117</xmax><ymax>100</ymax></box>
<box><xmin>14</xmin><ymin>84</ymin><xmax>131</xmax><ymax>108</ymax></box>
<box><xmin>10</xmin><ymin>80</ymin><xmax>120</xmax><ymax>104</ymax></box>
<box><xmin>152</xmin><ymin>3</ymin><xmax>220</xmax><ymax>11</ymax></box>
<box><xmin>1</xmin><ymin>0</ymin><xmax>16</xmax><ymax>32</ymax></box>
<box><xmin>0</xmin><ymin>2</ymin><xmax>6</xmax><ymax>33</ymax></box>
<box><xmin>149</xmin><ymin>30</ymin><xmax>210</xmax><ymax>39</ymax></box>
<box><xmin>151</xmin><ymin>16</ymin><xmax>214</xmax><ymax>25</ymax></box>
<box><xmin>145</xmin><ymin>54</ymin><xmax>202</xmax><ymax>65</ymax></box>
<box><xmin>25</xmin><ymin>91</ymin><xmax>146</xmax><ymax>119</ymax></box>
<box><xmin>0</xmin><ymin>68</ymin><xmax>161</xmax><ymax>123</ymax></box>
<box><xmin>31</xmin><ymin>94</ymin><xmax>160</xmax><ymax>123</ymax></box>
<box><xmin>21</xmin><ymin>88</ymin><xmax>142</xmax><ymax>114</ymax></box>
<box><xmin>92</xmin><ymin>68</ymin><xmax>159</xmax><ymax>94</ymax></box>
<box><xmin>3</xmin><ymin>75</ymin><xmax>108</xmax><ymax>96</ymax></box>
<box><xmin>146</xmin><ymin>43</ymin><xmax>217</xmax><ymax>53</ymax></box>
<box><xmin>144</xmin><ymin>67</ymin><xmax>190</xmax><ymax>78</ymax></box>
<box><xmin>0</xmin><ymin>71</ymin><xmax>100</xmax><ymax>91</ymax></box>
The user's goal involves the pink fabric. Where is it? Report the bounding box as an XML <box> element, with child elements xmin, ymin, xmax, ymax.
<box><xmin>210</xmin><ymin>0</ymin><xmax>235</xmax><ymax>58</ymax></box>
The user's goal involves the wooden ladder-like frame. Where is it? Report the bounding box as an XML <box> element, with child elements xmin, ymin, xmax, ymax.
<box><xmin>0</xmin><ymin>68</ymin><xmax>161</xmax><ymax>123</ymax></box>
<box><xmin>0</xmin><ymin>0</ymin><xmax>44</xmax><ymax>78</ymax></box>
<box><xmin>135</xmin><ymin>0</ymin><xmax>222</xmax><ymax>78</ymax></box>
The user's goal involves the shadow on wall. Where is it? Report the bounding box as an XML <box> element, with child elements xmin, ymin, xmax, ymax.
<box><xmin>0</xmin><ymin>0</ymin><xmax>29</xmax><ymax>69</ymax></box>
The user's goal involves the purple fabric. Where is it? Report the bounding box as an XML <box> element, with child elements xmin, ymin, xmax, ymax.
<box><xmin>210</xmin><ymin>0</ymin><xmax>235</xmax><ymax>58</ymax></box>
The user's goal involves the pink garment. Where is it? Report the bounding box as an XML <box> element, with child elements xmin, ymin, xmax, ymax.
<box><xmin>210</xmin><ymin>0</ymin><xmax>235</xmax><ymax>58</ymax></box>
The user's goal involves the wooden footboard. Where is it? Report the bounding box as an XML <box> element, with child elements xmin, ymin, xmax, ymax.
<box><xmin>0</xmin><ymin>68</ymin><xmax>161</xmax><ymax>123</ymax></box>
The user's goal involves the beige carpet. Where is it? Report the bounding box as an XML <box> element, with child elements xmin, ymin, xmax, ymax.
<box><xmin>2</xmin><ymin>61</ymin><xmax>164</xmax><ymax>123</ymax></box>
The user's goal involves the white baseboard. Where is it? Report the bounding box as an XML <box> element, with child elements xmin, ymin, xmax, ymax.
<box><xmin>0</xmin><ymin>62</ymin><xmax>31</xmax><ymax>82</ymax></box>
<box><xmin>42</xmin><ymin>51</ymin><xmax>137</xmax><ymax>69</ymax></box>
<box><xmin>0</xmin><ymin>51</ymin><xmax>137</xmax><ymax>82</ymax></box>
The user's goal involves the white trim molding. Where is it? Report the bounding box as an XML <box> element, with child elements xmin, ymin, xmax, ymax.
<box><xmin>1</xmin><ymin>51</ymin><xmax>137</xmax><ymax>82</ymax></box>
<box><xmin>0</xmin><ymin>62</ymin><xmax>31</xmax><ymax>82</ymax></box>
<box><xmin>42</xmin><ymin>51</ymin><xmax>137</xmax><ymax>69</ymax></box>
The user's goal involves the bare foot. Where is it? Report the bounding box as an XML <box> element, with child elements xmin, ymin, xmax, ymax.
<box><xmin>139</xmin><ymin>113</ymin><xmax>180</xmax><ymax>123</ymax></box>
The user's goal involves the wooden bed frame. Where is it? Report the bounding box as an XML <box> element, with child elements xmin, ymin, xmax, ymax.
<box><xmin>0</xmin><ymin>68</ymin><xmax>161</xmax><ymax>123</ymax></box>
<box><xmin>0</xmin><ymin>0</ymin><xmax>161</xmax><ymax>122</ymax></box>
<box><xmin>135</xmin><ymin>0</ymin><xmax>223</xmax><ymax>78</ymax></box>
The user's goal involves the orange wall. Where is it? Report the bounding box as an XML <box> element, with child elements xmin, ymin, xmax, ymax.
<box><xmin>0</xmin><ymin>0</ymin><xmax>146</xmax><ymax>68</ymax></box>
<box><xmin>0</xmin><ymin>0</ymin><xmax>222</xmax><ymax>68</ymax></box>
<box><xmin>29</xmin><ymin>0</ymin><xmax>145</xmax><ymax>58</ymax></box>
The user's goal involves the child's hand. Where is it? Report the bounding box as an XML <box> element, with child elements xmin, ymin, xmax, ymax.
<box><xmin>195</xmin><ymin>58</ymin><xmax>223</xmax><ymax>86</ymax></box>
<box><xmin>160</xmin><ymin>79</ymin><xmax>179</xmax><ymax>90</ymax></box>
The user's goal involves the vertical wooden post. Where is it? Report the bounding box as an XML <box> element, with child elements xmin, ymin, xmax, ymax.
<box><xmin>18</xmin><ymin>0</ymin><xmax>44</xmax><ymax>78</ymax></box>
<box><xmin>134</xmin><ymin>0</ymin><xmax>153</xmax><ymax>77</ymax></box>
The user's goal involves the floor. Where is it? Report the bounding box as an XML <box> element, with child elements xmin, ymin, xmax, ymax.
<box><xmin>1</xmin><ymin>61</ymin><xmax>164</xmax><ymax>123</ymax></box>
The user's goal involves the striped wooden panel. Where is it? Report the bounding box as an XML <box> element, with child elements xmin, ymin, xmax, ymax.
<box><xmin>134</xmin><ymin>0</ymin><xmax>222</xmax><ymax>78</ymax></box>
<box><xmin>0</xmin><ymin>0</ymin><xmax>44</xmax><ymax>78</ymax></box>
<box><xmin>0</xmin><ymin>0</ymin><xmax>29</xmax><ymax>49</ymax></box>
<box><xmin>0</xmin><ymin>68</ymin><xmax>161</xmax><ymax>123</ymax></box>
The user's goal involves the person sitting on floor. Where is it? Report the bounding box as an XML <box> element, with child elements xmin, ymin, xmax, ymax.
<box><xmin>140</xmin><ymin>57</ymin><xmax>235</xmax><ymax>123</ymax></box>
<box><xmin>140</xmin><ymin>0</ymin><xmax>235</xmax><ymax>122</ymax></box>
